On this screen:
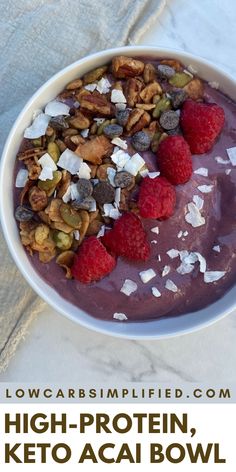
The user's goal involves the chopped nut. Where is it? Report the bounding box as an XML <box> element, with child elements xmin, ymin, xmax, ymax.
<box><xmin>126</xmin><ymin>109</ymin><xmax>151</xmax><ymax>135</ymax></box>
<box><xmin>56</xmin><ymin>251</ymin><xmax>75</xmax><ymax>278</ymax></box>
<box><xmin>35</xmin><ymin>224</ymin><xmax>50</xmax><ymax>245</ymax></box>
<box><xmin>112</xmin><ymin>56</ymin><xmax>145</xmax><ymax>78</ymax></box>
<box><xmin>62</xmin><ymin>128</ymin><xmax>79</xmax><ymax>137</ymax></box>
<box><xmin>90</xmin><ymin>122</ymin><xmax>98</xmax><ymax>135</ymax></box>
<box><xmin>17</xmin><ymin>147</ymin><xmax>45</xmax><ymax>161</ymax></box>
<box><xmin>96</xmin><ymin>163</ymin><xmax>115</xmax><ymax>180</ymax></box>
<box><xmin>184</xmin><ymin>78</ymin><xmax>204</xmax><ymax>100</ymax></box>
<box><xmin>57</xmin><ymin>170</ymin><xmax>71</xmax><ymax>199</ymax></box>
<box><xmin>70</xmin><ymin>134</ymin><xmax>86</xmax><ymax>146</ymax></box>
<box><xmin>29</xmin><ymin>186</ymin><xmax>48</xmax><ymax>211</ymax></box>
<box><xmin>143</xmin><ymin>63</ymin><xmax>156</xmax><ymax>83</ymax></box>
<box><xmin>136</xmin><ymin>103</ymin><xmax>156</xmax><ymax>111</ymax></box>
<box><xmin>51</xmin><ymin>220</ymin><xmax>74</xmax><ymax>233</ymax></box>
<box><xmin>45</xmin><ymin>198</ymin><xmax>64</xmax><ymax>222</ymax></box>
<box><xmin>125</xmin><ymin>78</ymin><xmax>143</xmax><ymax>107</ymax></box>
<box><xmin>160</xmin><ymin>59</ymin><xmax>182</xmax><ymax>71</ymax></box>
<box><xmin>38</xmin><ymin>210</ymin><xmax>51</xmax><ymax>225</ymax></box>
<box><xmin>86</xmin><ymin>219</ymin><xmax>103</xmax><ymax>236</ymax></box>
<box><xmin>88</xmin><ymin>164</ymin><xmax>98</xmax><ymax>178</ymax></box>
<box><xmin>66</xmin><ymin>78</ymin><xmax>83</xmax><ymax>90</ymax></box>
<box><xmin>140</xmin><ymin>81</ymin><xmax>162</xmax><ymax>103</ymax></box>
<box><xmin>31</xmin><ymin>237</ymin><xmax>56</xmax><ymax>254</ymax></box>
<box><xmin>69</xmin><ymin>111</ymin><xmax>90</xmax><ymax>130</ymax></box>
<box><xmin>83</xmin><ymin>66</ymin><xmax>108</xmax><ymax>84</ymax></box>
<box><xmin>19</xmin><ymin>179</ymin><xmax>34</xmax><ymax>205</ymax></box>
<box><xmin>80</xmin><ymin>93</ymin><xmax>112</xmax><ymax>116</ymax></box>
<box><xmin>75</xmin><ymin>135</ymin><xmax>113</xmax><ymax>165</ymax></box>
<box><xmin>75</xmin><ymin>88</ymin><xmax>91</xmax><ymax>102</ymax></box>
<box><xmin>39</xmin><ymin>250</ymin><xmax>57</xmax><ymax>263</ymax></box>
<box><xmin>126</xmin><ymin>108</ymin><xmax>144</xmax><ymax>132</ymax></box>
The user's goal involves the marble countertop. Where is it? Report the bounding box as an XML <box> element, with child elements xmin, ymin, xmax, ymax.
<box><xmin>1</xmin><ymin>0</ymin><xmax>236</xmax><ymax>382</ymax></box>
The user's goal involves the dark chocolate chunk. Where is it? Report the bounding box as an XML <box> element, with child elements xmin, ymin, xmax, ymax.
<box><xmin>103</xmin><ymin>124</ymin><xmax>123</xmax><ymax>139</ymax></box>
<box><xmin>169</xmin><ymin>90</ymin><xmax>187</xmax><ymax>109</ymax></box>
<box><xmin>131</xmin><ymin>131</ymin><xmax>151</xmax><ymax>152</ymax></box>
<box><xmin>114</xmin><ymin>171</ymin><xmax>135</xmax><ymax>189</ymax></box>
<box><xmin>115</xmin><ymin>109</ymin><xmax>130</xmax><ymax>126</ymax></box>
<box><xmin>72</xmin><ymin>197</ymin><xmax>95</xmax><ymax>211</ymax></box>
<box><xmin>76</xmin><ymin>179</ymin><xmax>93</xmax><ymax>202</ymax></box>
<box><xmin>49</xmin><ymin>115</ymin><xmax>69</xmax><ymax>130</ymax></box>
<box><xmin>159</xmin><ymin>110</ymin><xmax>180</xmax><ymax>130</ymax></box>
<box><xmin>15</xmin><ymin>206</ymin><xmax>34</xmax><ymax>222</ymax></box>
<box><xmin>157</xmin><ymin>64</ymin><xmax>175</xmax><ymax>79</ymax></box>
<box><xmin>93</xmin><ymin>181</ymin><xmax>115</xmax><ymax>205</ymax></box>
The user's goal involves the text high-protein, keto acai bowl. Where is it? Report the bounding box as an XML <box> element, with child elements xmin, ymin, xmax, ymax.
<box><xmin>12</xmin><ymin>54</ymin><xmax>236</xmax><ymax>324</ymax></box>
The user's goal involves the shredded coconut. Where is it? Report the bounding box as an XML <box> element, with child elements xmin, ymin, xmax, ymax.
<box><xmin>120</xmin><ymin>279</ymin><xmax>138</xmax><ymax>296</ymax></box>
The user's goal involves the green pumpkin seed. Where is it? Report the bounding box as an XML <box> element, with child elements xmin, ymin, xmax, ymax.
<box><xmin>169</xmin><ymin>72</ymin><xmax>192</xmax><ymax>88</ymax></box>
<box><xmin>152</xmin><ymin>97</ymin><xmax>171</xmax><ymax>118</ymax></box>
<box><xmin>38</xmin><ymin>170</ymin><xmax>62</xmax><ymax>192</ymax></box>
<box><xmin>97</xmin><ymin>119</ymin><xmax>110</xmax><ymax>136</ymax></box>
<box><xmin>47</xmin><ymin>141</ymin><xmax>60</xmax><ymax>163</ymax></box>
<box><xmin>59</xmin><ymin>203</ymin><xmax>82</xmax><ymax>229</ymax></box>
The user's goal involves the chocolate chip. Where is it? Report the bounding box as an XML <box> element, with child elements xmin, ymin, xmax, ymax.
<box><xmin>103</xmin><ymin>124</ymin><xmax>123</xmax><ymax>139</ymax></box>
<box><xmin>76</xmin><ymin>179</ymin><xmax>93</xmax><ymax>202</ymax></box>
<box><xmin>114</xmin><ymin>171</ymin><xmax>135</xmax><ymax>189</ymax></box>
<box><xmin>167</xmin><ymin>126</ymin><xmax>182</xmax><ymax>136</ymax></box>
<box><xmin>157</xmin><ymin>64</ymin><xmax>175</xmax><ymax>79</ymax></box>
<box><xmin>131</xmin><ymin>131</ymin><xmax>151</xmax><ymax>152</ymax></box>
<box><xmin>72</xmin><ymin>197</ymin><xmax>95</xmax><ymax>211</ymax></box>
<box><xmin>159</xmin><ymin>110</ymin><xmax>180</xmax><ymax>130</ymax></box>
<box><xmin>115</xmin><ymin>109</ymin><xmax>130</xmax><ymax>126</ymax></box>
<box><xmin>93</xmin><ymin>182</ymin><xmax>115</xmax><ymax>205</ymax></box>
<box><xmin>169</xmin><ymin>90</ymin><xmax>187</xmax><ymax>109</ymax></box>
<box><xmin>49</xmin><ymin>115</ymin><xmax>69</xmax><ymax>130</ymax></box>
<box><xmin>15</xmin><ymin>206</ymin><xmax>34</xmax><ymax>222</ymax></box>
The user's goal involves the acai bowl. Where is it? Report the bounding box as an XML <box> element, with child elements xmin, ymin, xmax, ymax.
<box><xmin>0</xmin><ymin>46</ymin><xmax>236</xmax><ymax>339</ymax></box>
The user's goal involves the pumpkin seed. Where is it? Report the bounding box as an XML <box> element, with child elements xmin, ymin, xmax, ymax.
<box><xmin>153</xmin><ymin>97</ymin><xmax>171</xmax><ymax>118</ymax></box>
<box><xmin>169</xmin><ymin>72</ymin><xmax>192</xmax><ymax>88</ymax></box>
<box><xmin>59</xmin><ymin>203</ymin><xmax>82</xmax><ymax>229</ymax></box>
<box><xmin>38</xmin><ymin>170</ymin><xmax>62</xmax><ymax>192</ymax></box>
<box><xmin>47</xmin><ymin>141</ymin><xmax>60</xmax><ymax>163</ymax></box>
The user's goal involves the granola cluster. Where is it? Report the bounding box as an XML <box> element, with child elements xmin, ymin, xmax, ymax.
<box><xmin>14</xmin><ymin>55</ymin><xmax>203</xmax><ymax>278</ymax></box>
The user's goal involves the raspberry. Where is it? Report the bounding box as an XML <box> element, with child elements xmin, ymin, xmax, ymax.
<box><xmin>157</xmin><ymin>135</ymin><xmax>192</xmax><ymax>185</ymax></box>
<box><xmin>180</xmin><ymin>99</ymin><xmax>225</xmax><ymax>154</ymax></box>
<box><xmin>71</xmin><ymin>236</ymin><xmax>116</xmax><ymax>283</ymax></box>
<box><xmin>102</xmin><ymin>212</ymin><xmax>150</xmax><ymax>261</ymax></box>
<box><xmin>138</xmin><ymin>176</ymin><xmax>176</xmax><ymax>219</ymax></box>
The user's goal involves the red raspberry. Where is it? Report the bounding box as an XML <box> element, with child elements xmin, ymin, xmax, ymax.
<box><xmin>180</xmin><ymin>99</ymin><xmax>225</xmax><ymax>154</ymax></box>
<box><xmin>138</xmin><ymin>176</ymin><xmax>176</xmax><ymax>219</ymax></box>
<box><xmin>71</xmin><ymin>236</ymin><xmax>116</xmax><ymax>283</ymax></box>
<box><xmin>157</xmin><ymin>135</ymin><xmax>192</xmax><ymax>185</ymax></box>
<box><xmin>102</xmin><ymin>212</ymin><xmax>150</xmax><ymax>261</ymax></box>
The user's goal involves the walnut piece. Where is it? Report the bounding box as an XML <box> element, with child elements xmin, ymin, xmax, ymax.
<box><xmin>143</xmin><ymin>63</ymin><xmax>156</xmax><ymax>83</ymax></box>
<box><xmin>140</xmin><ymin>82</ymin><xmax>162</xmax><ymax>103</ymax></box>
<box><xmin>80</xmin><ymin>93</ymin><xmax>112</xmax><ymax>116</ymax></box>
<box><xmin>75</xmin><ymin>135</ymin><xmax>113</xmax><ymax>165</ymax></box>
<box><xmin>160</xmin><ymin>59</ymin><xmax>182</xmax><ymax>71</ymax></box>
<box><xmin>69</xmin><ymin>111</ymin><xmax>90</xmax><ymax>130</ymax></box>
<box><xmin>127</xmin><ymin>110</ymin><xmax>151</xmax><ymax>136</ymax></box>
<box><xmin>57</xmin><ymin>170</ymin><xmax>71</xmax><ymax>199</ymax></box>
<box><xmin>29</xmin><ymin>186</ymin><xmax>48</xmax><ymax>211</ymax></box>
<box><xmin>112</xmin><ymin>56</ymin><xmax>145</xmax><ymax>78</ymax></box>
<box><xmin>184</xmin><ymin>78</ymin><xmax>204</xmax><ymax>100</ymax></box>
<box><xmin>125</xmin><ymin>78</ymin><xmax>144</xmax><ymax>107</ymax></box>
<box><xmin>56</xmin><ymin>251</ymin><xmax>75</xmax><ymax>279</ymax></box>
<box><xmin>66</xmin><ymin>78</ymin><xmax>83</xmax><ymax>90</ymax></box>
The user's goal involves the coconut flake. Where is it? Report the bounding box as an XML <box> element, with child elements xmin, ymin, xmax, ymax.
<box><xmin>183</xmin><ymin>68</ymin><xmax>193</xmax><ymax>78</ymax></box>
<box><xmin>225</xmin><ymin>169</ymin><xmax>232</xmax><ymax>175</ymax></box>
<box><xmin>115</xmin><ymin>187</ymin><xmax>121</xmax><ymax>208</ymax></box>
<box><xmin>113</xmin><ymin>312</ymin><xmax>128</xmax><ymax>321</ymax></box>
<box><xmin>185</xmin><ymin>202</ymin><xmax>205</xmax><ymax>227</ymax></box>
<box><xmin>15</xmin><ymin>169</ymin><xmax>28</xmax><ymax>188</ymax></box>
<box><xmin>197</xmin><ymin>184</ymin><xmax>213</xmax><ymax>193</ymax></box>
<box><xmin>151</xmin><ymin>226</ymin><xmax>159</xmax><ymax>235</ymax></box>
<box><xmin>213</xmin><ymin>245</ymin><xmax>221</xmax><ymax>253</ymax></box>
<box><xmin>165</xmin><ymin>279</ymin><xmax>178</xmax><ymax>293</ymax></box>
<box><xmin>74</xmin><ymin>230</ymin><xmax>80</xmax><ymax>241</ymax></box>
<box><xmin>183</xmin><ymin>231</ymin><xmax>188</xmax><ymax>237</ymax></box>
<box><xmin>204</xmin><ymin>271</ymin><xmax>226</xmax><ymax>283</ymax></box>
<box><xmin>120</xmin><ymin>279</ymin><xmax>138</xmax><ymax>296</ymax></box>
<box><xmin>97</xmin><ymin>225</ymin><xmax>106</xmax><ymax>238</ymax></box>
<box><xmin>62</xmin><ymin>185</ymin><xmax>71</xmax><ymax>203</ymax></box>
<box><xmin>215</xmin><ymin>156</ymin><xmax>230</xmax><ymax>165</ymax></box>
<box><xmin>38</xmin><ymin>152</ymin><xmax>57</xmax><ymax>171</ymax></box>
<box><xmin>124</xmin><ymin>153</ymin><xmax>145</xmax><ymax>176</ymax></box>
<box><xmin>115</xmin><ymin>103</ymin><xmax>127</xmax><ymax>111</ymax></box>
<box><xmin>103</xmin><ymin>203</ymin><xmax>121</xmax><ymax>220</ymax></box>
<box><xmin>193</xmin><ymin>194</ymin><xmax>204</xmax><ymax>210</ymax></box>
<box><xmin>70</xmin><ymin>183</ymin><xmax>80</xmax><ymax>201</ymax></box>
<box><xmin>57</xmin><ymin>149</ymin><xmax>82</xmax><ymax>174</ymax></box>
<box><xmin>208</xmin><ymin>81</ymin><xmax>219</xmax><ymax>89</ymax></box>
<box><xmin>38</xmin><ymin>167</ymin><xmax>54</xmax><ymax>181</ymax></box>
<box><xmin>152</xmin><ymin>287</ymin><xmax>161</xmax><ymax>298</ymax></box>
<box><xmin>96</xmin><ymin>77</ymin><xmax>111</xmax><ymax>94</ymax></box>
<box><xmin>87</xmin><ymin>198</ymin><xmax>97</xmax><ymax>212</ymax></box>
<box><xmin>177</xmin><ymin>230</ymin><xmax>183</xmax><ymax>239</ymax></box>
<box><xmin>74</xmin><ymin>101</ymin><xmax>80</xmax><ymax>109</ymax></box>
<box><xmin>162</xmin><ymin>265</ymin><xmax>171</xmax><ymax>277</ymax></box>
<box><xmin>94</xmin><ymin>117</ymin><xmax>105</xmax><ymax>125</ymax></box>
<box><xmin>44</xmin><ymin>100</ymin><xmax>70</xmax><ymax>117</ymax></box>
<box><xmin>107</xmin><ymin>167</ymin><xmax>116</xmax><ymax>187</ymax></box>
<box><xmin>111</xmin><ymin>89</ymin><xmax>127</xmax><ymax>104</ymax></box>
<box><xmin>111</xmin><ymin>137</ymin><xmax>127</xmax><ymax>150</ymax></box>
<box><xmin>24</xmin><ymin>113</ymin><xmax>51</xmax><ymax>139</ymax></box>
<box><xmin>177</xmin><ymin>261</ymin><xmax>195</xmax><ymax>275</ymax></box>
<box><xmin>139</xmin><ymin>168</ymin><xmax>149</xmax><ymax>178</ymax></box>
<box><xmin>187</xmin><ymin>64</ymin><xmax>198</xmax><ymax>74</ymax></box>
<box><xmin>158</xmin><ymin>255</ymin><xmax>161</xmax><ymax>262</ymax></box>
<box><xmin>80</xmin><ymin>128</ymin><xmax>89</xmax><ymax>138</ymax></box>
<box><xmin>111</xmin><ymin>149</ymin><xmax>130</xmax><ymax>170</ymax></box>
<box><xmin>139</xmin><ymin>269</ymin><xmax>156</xmax><ymax>284</ymax></box>
<box><xmin>226</xmin><ymin>147</ymin><xmax>236</xmax><ymax>166</ymax></box>
<box><xmin>167</xmin><ymin>249</ymin><xmax>179</xmax><ymax>259</ymax></box>
<box><xmin>147</xmin><ymin>171</ymin><xmax>160</xmax><ymax>179</ymax></box>
<box><xmin>77</xmin><ymin>162</ymin><xmax>91</xmax><ymax>179</ymax></box>
<box><xmin>194</xmin><ymin>167</ymin><xmax>208</xmax><ymax>177</ymax></box>
<box><xmin>84</xmin><ymin>83</ymin><xmax>97</xmax><ymax>92</ymax></box>
<box><xmin>151</xmin><ymin>240</ymin><xmax>158</xmax><ymax>244</ymax></box>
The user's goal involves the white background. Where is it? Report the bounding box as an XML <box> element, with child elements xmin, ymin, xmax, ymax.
<box><xmin>1</xmin><ymin>0</ymin><xmax>236</xmax><ymax>382</ymax></box>
<box><xmin>0</xmin><ymin>403</ymin><xmax>234</xmax><ymax>470</ymax></box>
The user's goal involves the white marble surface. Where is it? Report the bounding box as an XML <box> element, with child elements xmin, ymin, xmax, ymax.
<box><xmin>1</xmin><ymin>0</ymin><xmax>236</xmax><ymax>382</ymax></box>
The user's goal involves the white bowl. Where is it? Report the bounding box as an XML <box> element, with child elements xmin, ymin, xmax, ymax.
<box><xmin>1</xmin><ymin>46</ymin><xmax>236</xmax><ymax>339</ymax></box>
